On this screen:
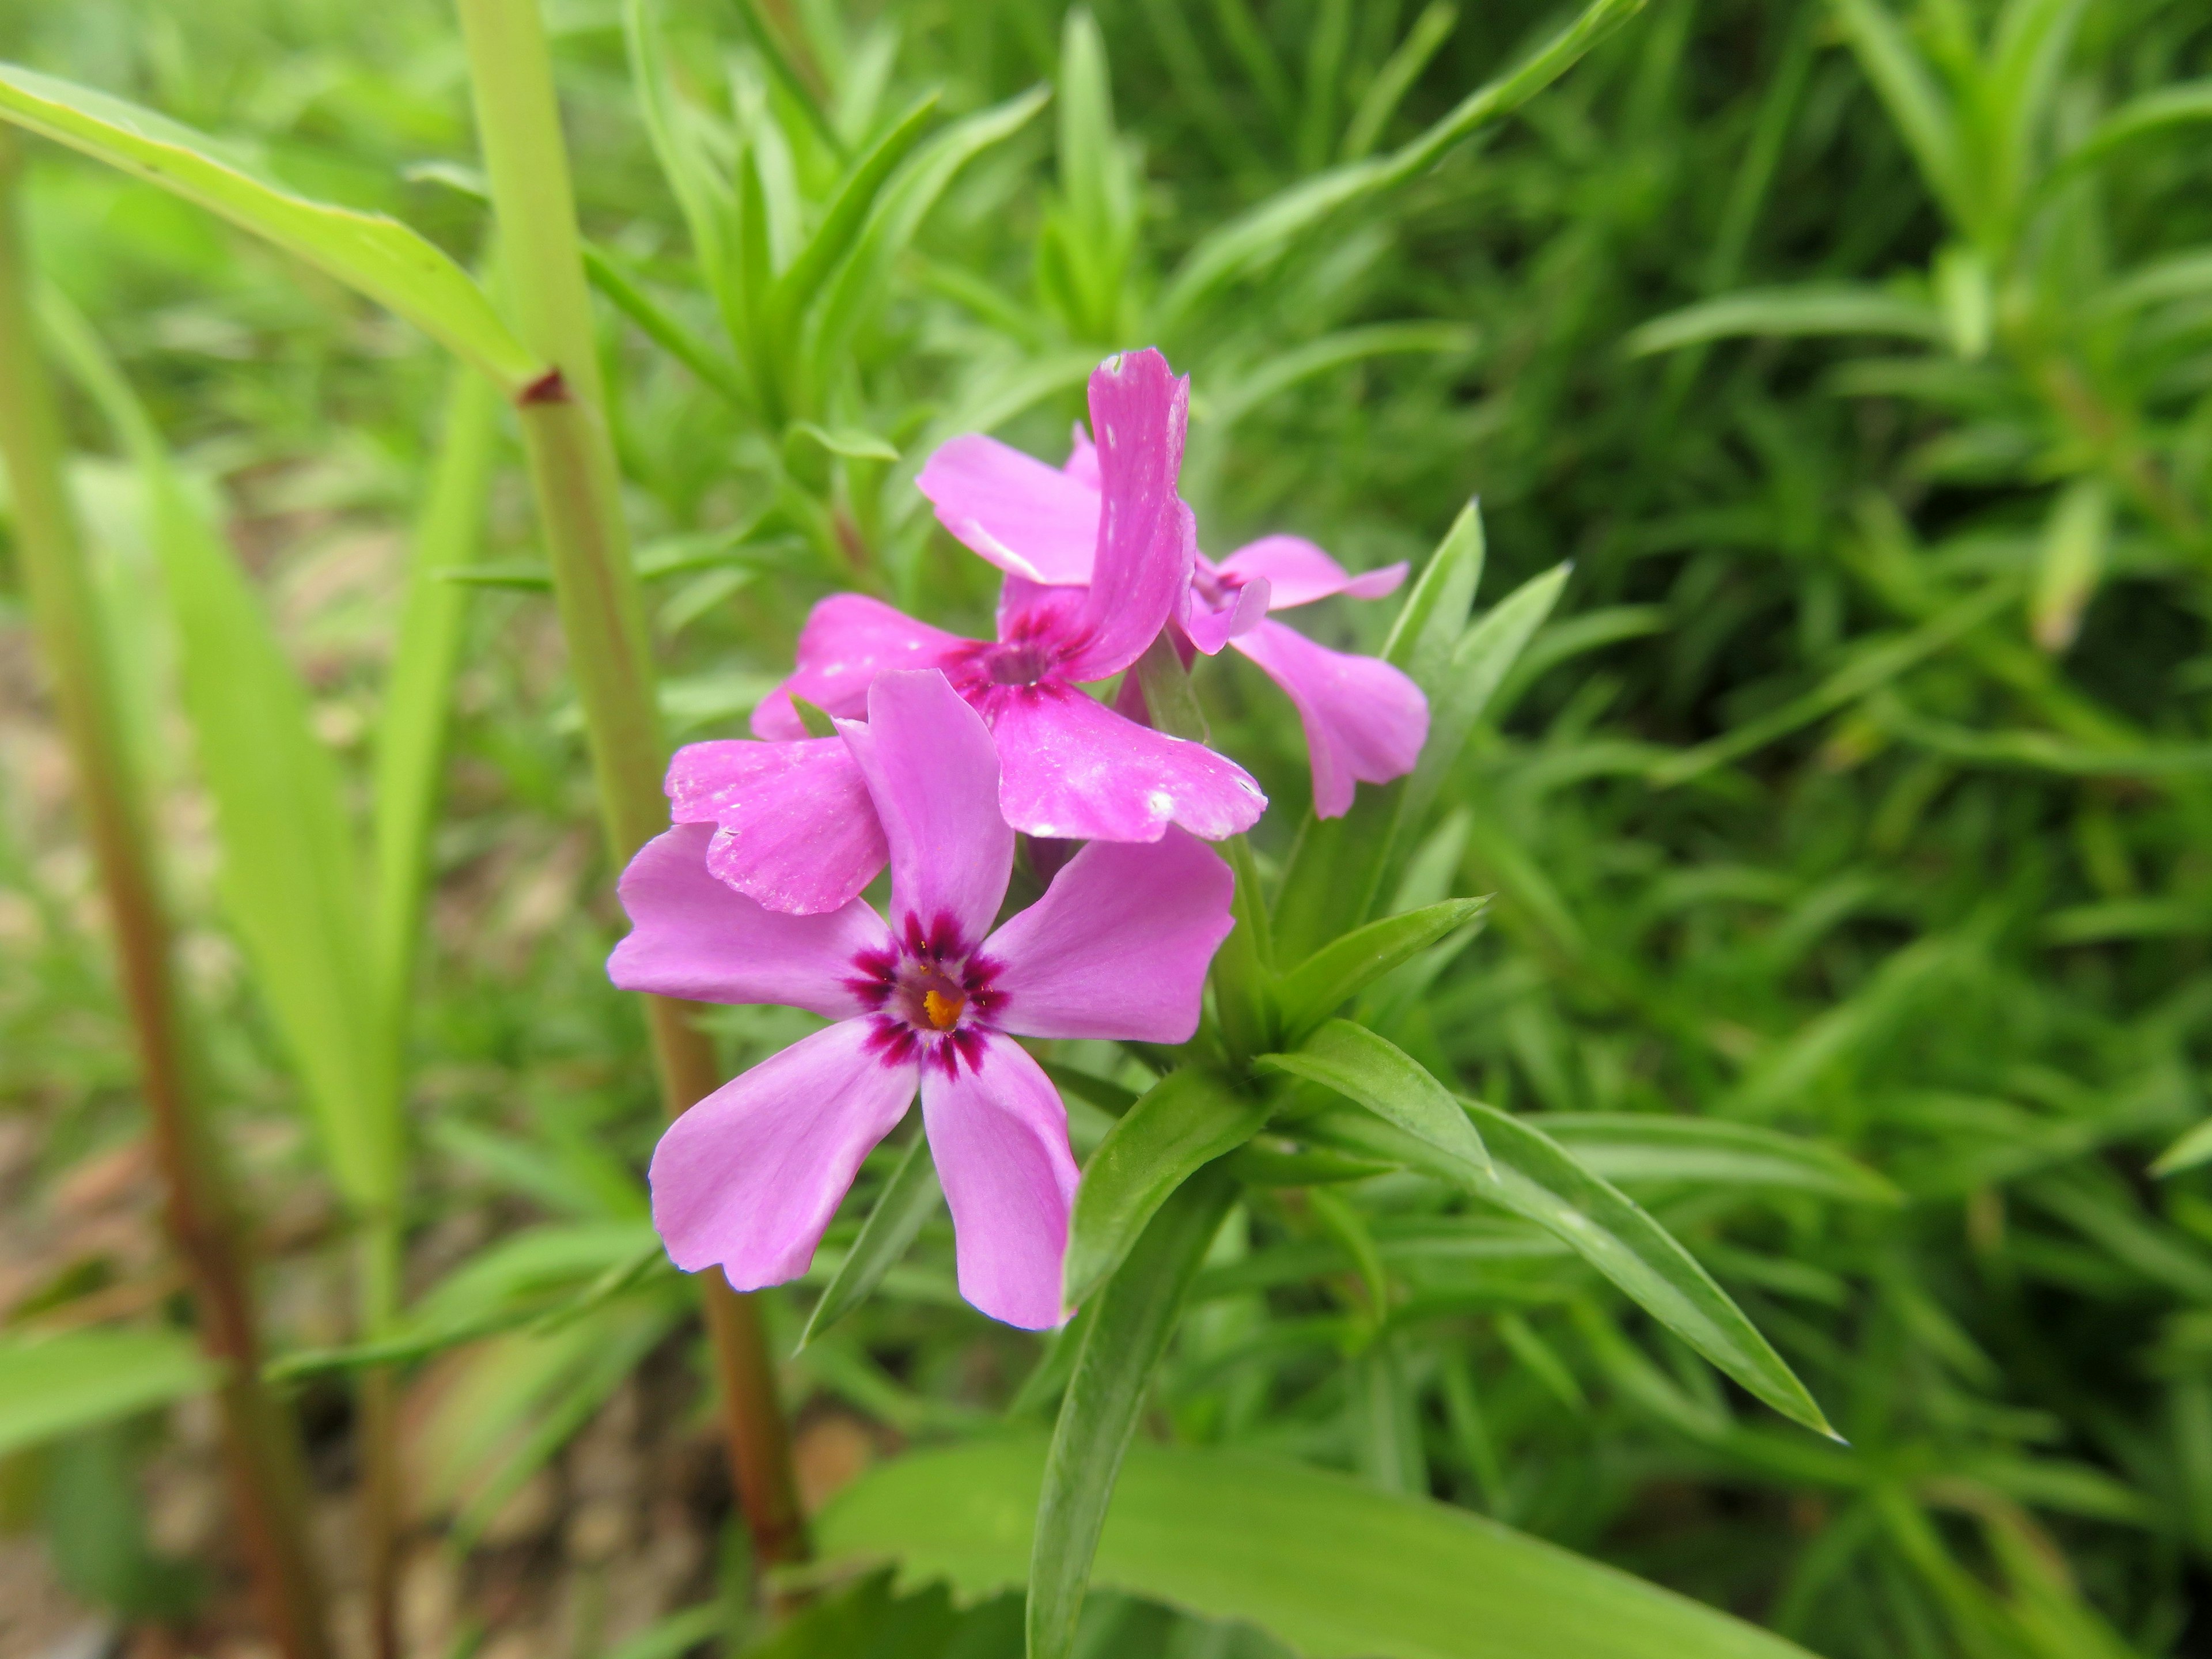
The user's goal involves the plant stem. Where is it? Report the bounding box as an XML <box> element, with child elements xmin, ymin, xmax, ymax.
<box><xmin>0</xmin><ymin>132</ymin><xmax>334</xmax><ymax>1659</ymax></box>
<box><xmin>452</xmin><ymin>0</ymin><xmax>808</xmax><ymax>1569</ymax></box>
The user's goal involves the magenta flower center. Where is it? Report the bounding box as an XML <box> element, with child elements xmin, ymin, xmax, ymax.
<box><xmin>847</xmin><ymin>912</ymin><xmax>1006</xmax><ymax>1075</ymax></box>
<box><xmin>979</xmin><ymin>636</ymin><xmax>1060</xmax><ymax>687</ymax></box>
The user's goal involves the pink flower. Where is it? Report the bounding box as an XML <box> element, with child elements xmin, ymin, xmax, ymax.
<box><xmin>611</xmin><ymin>669</ymin><xmax>1236</xmax><ymax>1330</ymax></box>
<box><xmin>682</xmin><ymin>347</ymin><xmax>1267</xmax><ymax>916</ymax></box>
<box><xmin>918</xmin><ymin>425</ymin><xmax>1429</xmax><ymax>819</ymax></box>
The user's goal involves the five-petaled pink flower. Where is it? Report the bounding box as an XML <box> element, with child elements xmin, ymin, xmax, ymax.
<box><xmin>918</xmin><ymin>422</ymin><xmax>1429</xmax><ymax>818</ymax></box>
<box><xmin>680</xmin><ymin>347</ymin><xmax>1266</xmax><ymax>917</ymax></box>
<box><xmin>611</xmin><ymin>668</ymin><xmax>1235</xmax><ymax>1329</ymax></box>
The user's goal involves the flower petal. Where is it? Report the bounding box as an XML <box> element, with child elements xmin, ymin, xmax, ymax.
<box><xmin>649</xmin><ymin>1020</ymin><xmax>917</xmax><ymax>1291</ymax></box>
<box><xmin>1217</xmin><ymin>536</ymin><xmax>1408</xmax><ymax>610</ymax></box>
<box><xmin>1230</xmin><ymin>619</ymin><xmax>1429</xmax><ymax>819</ymax></box>
<box><xmin>1059</xmin><ymin>349</ymin><xmax>1195</xmax><ymax>681</ymax></box>
<box><xmin>1180</xmin><ymin>574</ymin><xmax>1272</xmax><ymax>656</ymax></box>
<box><xmin>983</xmin><ymin>830</ymin><xmax>1234</xmax><ymax>1042</ymax></box>
<box><xmin>920</xmin><ymin>1035</ymin><xmax>1077</xmax><ymax>1328</ymax></box>
<box><xmin>751</xmin><ymin>594</ymin><xmax>971</xmax><ymax>740</ymax></box>
<box><xmin>610</xmin><ymin>824</ymin><xmax>892</xmax><ymax>1014</ymax></box>
<box><xmin>1062</xmin><ymin>423</ymin><xmax>1100</xmax><ymax>490</ymax></box>
<box><xmin>984</xmin><ymin>679</ymin><xmax>1266</xmax><ymax>843</ymax></box>
<box><xmin>666</xmin><ymin>738</ymin><xmax>888</xmax><ymax>915</ymax></box>
<box><xmin>840</xmin><ymin>670</ymin><xmax>1014</xmax><ymax>946</ymax></box>
<box><xmin>916</xmin><ymin>433</ymin><xmax>1100</xmax><ymax>586</ymax></box>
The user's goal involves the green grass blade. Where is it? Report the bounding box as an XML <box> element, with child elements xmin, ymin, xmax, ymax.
<box><xmin>1532</xmin><ymin>1116</ymin><xmax>1904</xmax><ymax>1205</ymax></box>
<box><xmin>0</xmin><ymin>63</ymin><xmax>535</xmax><ymax>392</ymax></box>
<box><xmin>0</xmin><ymin>1329</ymin><xmax>214</xmax><ymax>1459</ymax></box>
<box><xmin>370</xmin><ymin>359</ymin><xmax>498</xmax><ymax>1024</ymax></box>
<box><xmin>1260</xmin><ymin>1020</ymin><xmax>1490</xmax><ymax>1173</ymax></box>
<box><xmin>1341</xmin><ymin>2</ymin><xmax>1458</xmax><ymax>162</ymax></box>
<box><xmin>1062</xmin><ymin>1070</ymin><xmax>1268</xmax><ymax>1309</ymax></box>
<box><xmin>798</xmin><ymin>1132</ymin><xmax>944</xmax><ymax>1349</ymax></box>
<box><xmin>768</xmin><ymin>90</ymin><xmax>938</xmax><ymax>331</ymax></box>
<box><xmin>1625</xmin><ymin>285</ymin><xmax>1949</xmax><ymax>355</ymax></box>
<box><xmin>1030</xmin><ymin>1168</ymin><xmax>1236</xmax><ymax>1659</ymax></box>
<box><xmin>823</xmin><ymin>1437</ymin><xmax>1817</xmax><ymax>1658</ymax></box>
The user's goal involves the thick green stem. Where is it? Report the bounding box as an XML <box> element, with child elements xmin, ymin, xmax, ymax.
<box><xmin>0</xmin><ymin>134</ymin><xmax>333</xmax><ymax>1659</ymax></box>
<box><xmin>453</xmin><ymin>0</ymin><xmax>807</xmax><ymax>1569</ymax></box>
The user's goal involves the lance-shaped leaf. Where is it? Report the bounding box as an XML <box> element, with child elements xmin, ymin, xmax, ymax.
<box><xmin>1260</xmin><ymin>1021</ymin><xmax>1490</xmax><ymax>1175</ymax></box>
<box><xmin>823</xmin><ymin>1436</ymin><xmax>1817</xmax><ymax>1659</ymax></box>
<box><xmin>1062</xmin><ymin>1070</ymin><xmax>1268</xmax><ymax>1308</ymax></box>
<box><xmin>1533</xmin><ymin>1115</ymin><xmax>1903</xmax><ymax>1206</ymax></box>
<box><xmin>0</xmin><ymin>63</ymin><xmax>537</xmax><ymax>393</ymax></box>
<box><xmin>0</xmin><ymin>1330</ymin><xmax>214</xmax><ymax>1459</ymax></box>
<box><xmin>799</xmin><ymin>1132</ymin><xmax>944</xmax><ymax>1349</ymax></box>
<box><xmin>1272</xmin><ymin>897</ymin><xmax>1488</xmax><ymax>1043</ymax></box>
<box><xmin>1624</xmin><ymin>284</ymin><xmax>1948</xmax><ymax>355</ymax></box>
<box><xmin>1031</xmin><ymin>1168</ymin><xmax>1236</xmax><ymax>1659</ymax></box>
<box><xmin>1305</xmin><ymin>1103</ymin><xmax>1835</xmax><ymax>1437</ymax></box>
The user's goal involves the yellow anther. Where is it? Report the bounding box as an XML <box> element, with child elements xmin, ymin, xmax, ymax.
<box><xmin>923</xmin><ymin>988</ymin><xmax>965</xmax><ymax>1031</ymax></box>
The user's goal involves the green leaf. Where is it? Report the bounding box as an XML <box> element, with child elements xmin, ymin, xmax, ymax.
<box><xmin>820</xmin><ymin>1437</ymin><xmax>1817</xmax><ymax>1659</ymax></box>
<box><xmin>1531</xmin><ymin>1115</ymin><xmax>1903</xmax><ymax>1206</ymax></box>
<box><xmin>800</xmin><ymin>1132</ymin><xmax>944</xmax><ymax>1349</ymax></box>
<box><xmin>788</xmin><ymin>421</ymin><xmax>899</xmax><ymax>462</ymax></box>
<box><xmin>1305</xmin><ymin>1103</ymin><xmax>1835</xmax><ymax>1437</ymax></box>
<box><xmin>0</xmin><ymin>1329</ymin><xmax>215</xmax><ymax>1458</ymax></box>
<box><xmin>0</xmin><ymin>63</ymin><xmax>537</xmax><ymax>393</ymax></box>
<box><xmin>370</xmin><ymin>357</ymin><xmax>498</xmax><ymax>1027</ymax></box>
<box><xmin>1031</xmin><ymin>1168</ymin><xmax>1236</xmax><ymax>1659</ymax></box>
<box><xmin>1624</xmin><ymin>285</ymin><xmax>1948</xmax><ymax>355</ymax></box>
<box><xmin>1062</xmin><ymin>1070</ymin><xmax>1268</xmax><ymax>1308</ymax></box>
<box><xmin>1259</xmin><ymin>1020</ymin><xmax>1490</xmax><ymax>1175</ymax></box>
<box><xmin>584</xmin><ymin>243</ymin><xmax>751</xmax><ymax>409</ymax></box>
<box><xmin>1384</xmin><ymin>496</ymin><xmax>1487</xmax><ymax>691</ymax></box>
<box><xmin>1273</xmin><ymin>898</ymin><xmax>1488</xmax><ymax>1043</ymax></box>
<box><xmin>1402</xmin><ymin>560</ymin><xmax>1571</xmax><ymax>826</ymax></box>
<box><xmin>2059</xmin><ymin>78</ymin><xmax>2212</xmax><ymax>180</ymax></box>
<box><xmin>43</xmin><ymin>296</ymin><xmax>397</xmax><ymax>1213</ymax></box>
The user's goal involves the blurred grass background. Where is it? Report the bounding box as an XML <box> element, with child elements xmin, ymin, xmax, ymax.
<box><xmin>6</xmin><ymin>0</ymin><xmax>2212</xmax><ymax>1655</ymax></box>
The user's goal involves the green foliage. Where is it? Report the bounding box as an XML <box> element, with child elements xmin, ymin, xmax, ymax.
<box><xmin>0</xmin><ymin>1329</ymin><xmax>213</xmax><ymax>1459</ymax></box>
<box><xmin>821</xmin><ymin>1437</ymin><xmax>1815</xmax><ymax>1659</ymax></box>
<box><xmin>11</xmin><ymin>0</ymin><xmax>2212</xmax><ymax>1651</ymax></box>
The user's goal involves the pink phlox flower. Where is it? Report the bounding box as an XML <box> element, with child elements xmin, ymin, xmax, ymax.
<box><xmin>679</xmin><ymin>347</ymin><xmax>1266</xmax><ymax>918</ymax></box>
<box><xmin>917</xmin><ymin>418</ymin><xmax>1429</xmax><ymax>819</ymax></box>
<box><xmin>612</xmin><ymin>668</ymin><xmax>1236</xmax><ymax>1330</ymax></box>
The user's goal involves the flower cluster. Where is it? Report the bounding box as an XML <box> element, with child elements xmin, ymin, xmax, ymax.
<box><xmin>611</xmin><ymin>348</ymin><xmax>1427</xmax><ymax>1328</ymax></box>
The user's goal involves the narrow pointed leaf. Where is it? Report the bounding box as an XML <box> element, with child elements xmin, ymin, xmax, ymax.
<box><xmin>1532</xmin><ymin>1116</ymin><xmax>1903</xmax><ymax>1206</ymax></box>
<box><xmin>371</xmin><ymin>358</ymin><xmax>498</xmax><ymax>1023</ymax></box>
<box><xmin>1625</xmin><ymin>285</ymin><xmax>1948</xmax><ymax>355</ymax></box>
<box><xmin>0</xmin><ymin>1330</ymin><xmax>215</xmax><ymax>1459</ymax></box>
<box><xmin>1274</xmin><ymin>897</ymin><xmax>1488</xmax><ymax>1043</ymax></box>
<box><xmin>800</xmin><ymin>1132</ymin><xmax>944</xmax><ymax>1349</ymax></box>
<box><xmin>1031</xmin><ymin>1168</ymin><xmax>1236</xmax><ymax>1659</ymax></box>
<box><xmin>0</xmin><ymin>63</ymin><xmax>537</xmax><ymax>392</ymax></box>
<box><xmin>1259</xmin><ymin>1021</ymin><xmax>1489</xmax><ymax>1174</ymax></box>
<box><xmin>824</xmin><ymin>1437</ymin><xmax>1817</xmax><ymax>1659</ymax></box>
<box><xmin>1305</xmin><ymin>1103</ymin><xmax>1835</xmax><ymax>1437</ymax></box>
<box><xmin>1063</xmin><ymin>1070</ymin><xmax>1268</xmax><ymax>1308</ymax></box>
